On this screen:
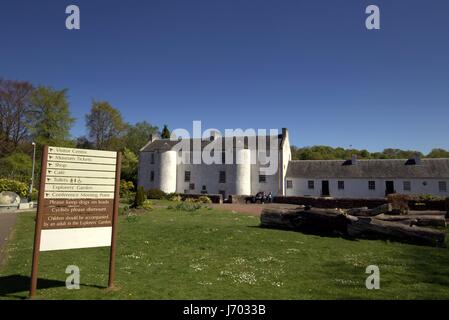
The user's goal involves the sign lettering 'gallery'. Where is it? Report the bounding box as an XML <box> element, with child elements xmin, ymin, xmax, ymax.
<box><xmin>30</xmin><ymin>145</ymin><xmax>121</xmax><ymax>297</ymax></box>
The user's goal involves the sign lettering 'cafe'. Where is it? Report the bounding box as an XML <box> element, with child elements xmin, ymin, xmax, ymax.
<box><xmin>30</xmin><ymin>146</ymin><xmax>121</xmax><ymax>297</ymax></box>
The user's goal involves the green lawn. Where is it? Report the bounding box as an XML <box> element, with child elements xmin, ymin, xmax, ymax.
<box><xmin>1</xmin><ymin>205</ymin><xmax>449</xmax><ymax>300</ymax></box>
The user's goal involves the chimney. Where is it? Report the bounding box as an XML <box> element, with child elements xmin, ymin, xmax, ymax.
<box><xmin>282</xmin><ymin>128</ymin><xmax>288</xmax><ymax>139</ymax></box>
<box><xmin>351</xmin><ymin>154</ymin><xmax>358</xmax><ymax>165</ymax></box>
<box><xmin>149</xmin><ymin>134</ymin><xmax>158</xmax><ymax>143</ymax></box>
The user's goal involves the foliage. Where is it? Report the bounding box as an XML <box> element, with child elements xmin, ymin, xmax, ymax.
<box><xmin>0</xmin><ymin>178</ymin><xmax>30</xmax><ymax>198</ymax></box>
<box><xmin>124</xmin><ymin>121</ymin><xmax>159</xmax><ymax>154</ymax></box>
<box><xmin>169</xmin><ymin>194</ymin><xmax>182</xmax><ymax>202</ymax></box>
<box><xmin>141</xmin><ymin>199</ymin><xmax>153</xmax><ymax>210</ymax></box>
<box><xmin>0</xmin><ymin>79</ymin><xmax>34</xmax><ymax>155</ymax></box>
<box><xmin>427</xmin><ymin>149</ymin><xmax>449</xmax><ymax>158</ymax></box>
<box><xmin>147</xmin><ymin>188</ymin><xmax>167</xmax><ymax>200</ymax></box>
<box><xmin>120</xmin><ymin>180</ymin><xmax>135</xmax><ymax>198</ymax></box>
<box><xmin>387</xmin><ymin>194</ymin><xmax>409</xmax><ymax>214</ymax></box>
<box><xmin>197</xmin><ymin>195</ymin><xmax>212</xmax><ymax>204</ymax></box>
<box><xmin>28</xmin><ymin>86</ymin><xmax>75</xmax><ymax>147</ymax></box>
<box><xmin>161</xmin><ymin>124</ymin><xmax>171</xmax><ymax>139</ymax></box>
<box><xmin>85</xmin><ymin>100</ymin><xmax>126</xmax><ymax>150</ymax></box>
<box><xmin>0</xmin><ymin>152</ymin><xmax>32</xmax><ymax>182</ymax></box>
<box><xmin>290</xmin><ymin>145</ymin><xmax>433</xmax><ymax>160</ymax></box>
<box><xmin>121</xmin><ymin>148</ymin><xmax>138</xmax><ymax>183</ymax></box>
<box><xmin>133</xmin><ymin>186</ymin><xmax>147</xmax><ymax>208</ymax></box>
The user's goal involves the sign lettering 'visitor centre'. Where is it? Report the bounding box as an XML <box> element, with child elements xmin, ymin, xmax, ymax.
<box><xmin>30</xmin><ymin>145</ymin><xmax>121</xmax><ymax>297</ymax></box>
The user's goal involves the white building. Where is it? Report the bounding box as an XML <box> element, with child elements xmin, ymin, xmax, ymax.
<box><xmin>138</xmin><ymin>129</ymin><xmax>449</xmax><ymax>199</ymax></box>
<box><xmin>138</xmin><ymin>128</ymin><xmax>291</xmax><ymax>199</ymax></box>
<box><xmin>285</xmin><ymin>157</ymin><xmax>449</xmax><ymax>199</ymax></box>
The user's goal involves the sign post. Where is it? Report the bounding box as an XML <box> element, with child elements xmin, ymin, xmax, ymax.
<box><xmin>29</xmin><ymin>145</ymin><xmax>121</xmax><ymax>298</ymax></box>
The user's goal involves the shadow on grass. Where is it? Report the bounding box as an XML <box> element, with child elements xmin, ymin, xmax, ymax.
<box><xmin>0</xmin><ymin>275</ymin><xmax>105</xmax><ymax>299</ymax></box>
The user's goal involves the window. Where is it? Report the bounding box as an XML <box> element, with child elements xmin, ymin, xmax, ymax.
<box><xmin>189</xmin><ymin>183</ymin><xmax>195</xmax><ymax>190</ymax></box>
<box><xmin>150</xmin><ymin>171</ymin><xmax>154</xmax><ymax>182</ymax></box>
<box><xmin>439</xmin><ymin>181</ymin><xmax>447</xmax><ymax>192</ymax></box>
<box><xmin>338</xmin><ymin>181</ymin><xmax>345</xmax><ymax>190</ymax></box>
<box><xmin>185</xmin><ymin>171</ymin><xmax>191</xmax><ymax>182</ymax></box>
<box><xmin>221</xmin><ymin>152</ymin><xmax>226</xmax><ymax>164</ymax></box>
<box><xmin>286</xmin><ymin>180</ymin><xmax>293</xmax><ymax>189</ymax></box>
<box><xmin>368</xmin><ymin>181</ymin><xmax>376</xmax><ymax>190</ymax></box>
<box><xmin>308</xmin><ymin>180</ymin><xmax>314</xmax><ymax>189</ymax></box>
<box><xmin>219</xmin><ymin>171</ymin><xmax>226</xmax><ymax>183</ymax></box>
<box><xmin>150</xmin><ymin>153</ymin><xmax>155</xmax><ymax>164</ymax></box>
<box><xmin>403</xmin><ymin>181</ymin><xmax>411</xmax><ymax>191</ymax></box>
<box><xmin>259</xmin><ymin>174</ymin><xmax>266</xmax><ymax>183</ymax></box>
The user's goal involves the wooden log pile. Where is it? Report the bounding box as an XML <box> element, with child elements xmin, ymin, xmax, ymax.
<box><xmin>260</xmin><ymin>205</ymin><xmax>447</xmax><ymax>247</ymax></box>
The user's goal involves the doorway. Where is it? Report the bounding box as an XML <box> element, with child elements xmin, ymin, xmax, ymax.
<box><xmin>385</xmin><ymin>181</ymin><xmax>395</xmax><ymax>195</ymax></box>
<box><xmin>321</xmin><ymin>180</ymin><xmax>330</xmax><ymax>197</ymax></box>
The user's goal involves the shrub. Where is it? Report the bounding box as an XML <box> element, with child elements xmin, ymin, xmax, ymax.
<box><xmin>120</xmin><ymin>180</ymin><xmax>135</xmax><ymax>198</ymax></box>
<box><xmin>387</xmin><ymin>194</ymin><xmax>409</xmax><ymax>214</ymax></box>
<box><xmin>197</xmin><ymin>195</ymin><xmax>212</xmax><ymax>204</ymax></box>
<box><xmin>141</xmin><ymin>199</ymin><xmax>153</xmax><ymax>210</ymax></box>
<box><xmin>147</xmin><ymin>188</ymin><xmax>167</xmax><ymax>199</ymax></box>
<box><xmin>169</xmin><ymin>194</ymin><xmax>182</xmax><ymax>202</ymax></box>
<box><xmin>133</xmin><ymin>186</ymin><xmax>147</xmax><ymax>208</ymax></box>
<box><xmin>0</xmin><ymin>179</ymin><xmax>30</xmax><ymax>198</ymax></box>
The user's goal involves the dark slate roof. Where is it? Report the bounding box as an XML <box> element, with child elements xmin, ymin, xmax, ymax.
<box><xmin>141</xmin><ymin>136</ymin><xmax>283</xmax><ymax>152</ymax></box>
<box><xmin>286</xmin><ymin>159</ymin><xmax>449</xmax><ymax>179</ymax></box>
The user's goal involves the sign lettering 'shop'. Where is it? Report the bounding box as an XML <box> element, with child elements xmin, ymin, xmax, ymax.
<box><xmin>30</xmin><ymin>145</ymin><xmax>121</xmax><ymax>297</ymax></box>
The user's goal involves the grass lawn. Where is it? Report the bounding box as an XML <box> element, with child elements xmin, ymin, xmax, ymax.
<box><xmin>1</xmin><ymin>204</ymin><xmax>449</xmax><ymax>300</ymax></box>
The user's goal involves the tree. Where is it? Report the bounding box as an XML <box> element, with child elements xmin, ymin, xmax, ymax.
<box><xmin>121</xmin><ymin>148</ymin><xmax>139</xmax><ymax>183</ymax></box>
<box><xmin>427</xmin><ymin>148</ymin><xmax>449</xmax><ymax>158</ymax></box>
<box><xmin>161</xmin><ymin>124</ymin><xmax>171</xmax><ymax>139</ymax></box>
<box><xmin>86</xmin><ymin>101</ymin><xmax>126</xmax><ymax>150</ymax></box>
<box><xmin>75</xmin><ymin>136</ymin><xmax>94</xmax><ymax>149</ymax></box>
<box><xmin>0</xmin><ymin>152</ymin><xmax>32</xmax><ymax>181</ymax></box>
<box><xmin>28</xmin><ymin>86</ymin><xmax>75</xmax><ymax>147</ymax></box>
<box><xmin>0</xmin><ymin>79</ymin><xmax>34</xmax><ymax>156</ymax></box>
<box><xmin>124</xmin><ymin>121</ymin><xmax>159</xmax><ymax>154</ymax></box>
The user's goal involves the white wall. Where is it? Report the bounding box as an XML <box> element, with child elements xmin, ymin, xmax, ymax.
<box><xmin>285</xmin><ymin>178</ymin><xmax>449</xmax><ymax>198</ymax></box>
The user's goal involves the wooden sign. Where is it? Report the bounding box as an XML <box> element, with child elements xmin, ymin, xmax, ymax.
<box><xmin>30</xmin><ymin>145</ymin><xmax>121</xmax><ymax>298</ymax></box>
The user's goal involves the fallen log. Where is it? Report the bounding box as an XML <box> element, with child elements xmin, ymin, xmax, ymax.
<box><xmin>373</xmin><ymin>214</ymin><xmax>447</xmax><ymax>227</ymax></box>
<box><xmin>260</xmin><ymin>207</ymin><xmax>447</xmax><ymax>247</ymax></box>
<box><xmin>347</xmin><ymin>217</ymin><xmax>447</xmax><ymax>247</ymax></box>
<box><xmin>260</xmin><ymin>208</ymin><xmax>347</xmax><ymax>234</ymax></box>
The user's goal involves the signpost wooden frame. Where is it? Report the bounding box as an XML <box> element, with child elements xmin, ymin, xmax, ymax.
<box><xmin>29</xmin><ymin>145</ymin><xmax>121</xmax><ymax>298</ymax></box>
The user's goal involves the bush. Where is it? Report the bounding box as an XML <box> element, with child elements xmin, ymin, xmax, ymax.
<box><xmin>387</xmin><ymin>194</ymin><xmax>409</xmax><ymax>214</ymax></box>
<box><xmin>147</xmin><ymin>188</ymin><xmax>166</xmax><ymax>200</ymax></box>
<box><xmin>141</xmin><ymin>199</ymin><xmax>153</xmax><ymax>210</ymax></box>
<box><xmin>0</xmin><ymin>179</ymin><xmax>30</xmax><ymax>198</ymax></box>
<box><xmin>133</xmin><ymin>186</ymin><xmax>147</xmax><ymax>208</ymax></box>
<box><xmin>120</xmin><ymin>180</ymin><xmax>135</xmax><ymax>198</ymax></box>
<box><xmin>197</xmin><ymin>195</ymin><xmax>212</xmax><ymax>204</ymax></box>
<box><xmin>169</xmin><ymin>194</ymin><xmax>182</xmax><ymax>202</ymax></box>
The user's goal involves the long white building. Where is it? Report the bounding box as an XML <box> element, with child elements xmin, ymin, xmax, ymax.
<box><xmin>138</xmin><ymin>129</ymin><xmax>449</xmax><ymax>199</ymax></box>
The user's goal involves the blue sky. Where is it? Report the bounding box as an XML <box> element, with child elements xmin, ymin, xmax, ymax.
<box><xmin>1</xmin><ymin>0</ymin><xmax>448</xmax><ymax>153</ymax></box>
